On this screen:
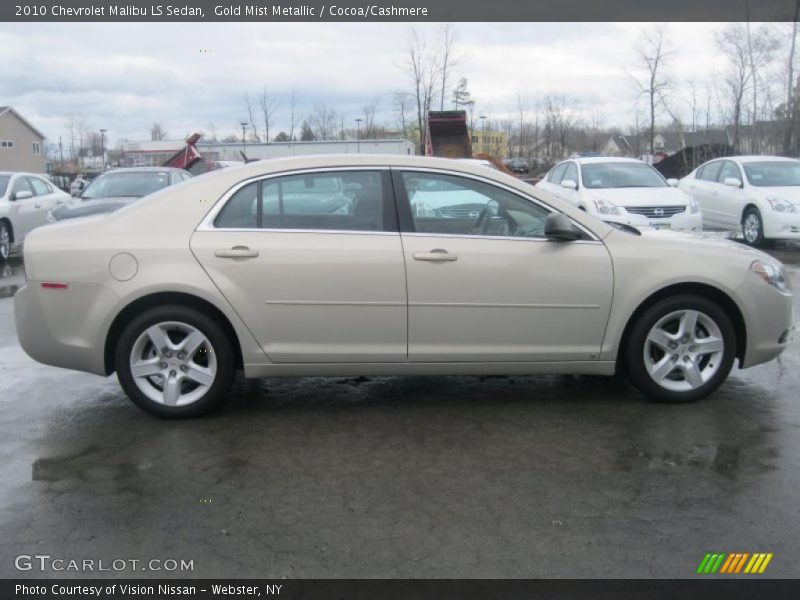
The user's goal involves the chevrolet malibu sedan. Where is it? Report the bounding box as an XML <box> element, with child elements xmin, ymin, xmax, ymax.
<box><xmin>14</xmin><ymin>155</ymin><xmax>792</xmax><ymax>418</ymax></box>
<box><xmin>678</xmin><ymin>156</ymin><xmax>800</xmax><ymax>247</ymax></box>
<box><xmin>536</xmin><ymin>157</ymin><xmax>703</xmax><ymax>232</ymax></box>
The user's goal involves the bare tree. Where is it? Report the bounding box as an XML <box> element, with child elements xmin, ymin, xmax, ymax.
<box><xmin>717</xmin><ymin>23</ymin><xmax>753</xmax><ymax>152</ymax></box>
<box><xmin>150</xmin><ymin>122</ymin><xmax>167</xmax><ymax>141</ymax></box>
<box><xmin>392</xmin><ymin>92</ymin><xmax>412</xmax><ymax>139</ymax></box>
<box><xmin>243</xmin><ymin>92</ymin><xmax>260</xmax><ymax>141</ymax></box>
<box><xmin>744</xmin><ymin>15</ymin><xmax>781</xmax><ymax>153</ymax></box>
<box><xmin>438</xmin><ymin>24</ymin><xmax>458</xmax><ymax>110</ymax></box>
<box><xmin>403</xmin><ymin>27</ymin><xmax>442</xmax><ymax>154</ymax></box>
<box><xmin>783</xmin><ymin>3</ymin><xmax>800</xmax><ymax>154</ymax></box>
<box><xmin>310</xmin><ymin>101</ymin><xmax>337</xmax><ymax>140</ymax></box>
<box><xmin>259</xmin><ymin>88</ymin><xmax>281</xmax><ymax>142</ymax></box>
<box><xmin>362</xmin><ymin>96</ymin><xmax>380</xmax><ymax>139</ymax></box>
<box><xmin>587</xmin><ymin>96</ymin><xmax>604</xmax><ymax>152</ymax></box>
<box><xmin>631</xmin><ymin>25</ymin><xmax>673</xmax><ymax>155</ymax></box>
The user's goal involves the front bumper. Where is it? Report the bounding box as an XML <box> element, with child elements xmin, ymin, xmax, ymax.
<box><xmin>735</xmin><ymin>272</ymin><xmax>793</xmax><ymax>368</ymax></box>
<box><xmin>763</xmin><ymin>211</ymin><xmax>800</xmax><ymax>240</ymax></box>
<box><xmin>601</xmin><ymin>209</ymin><xmax>702</xmax><ymax>232</ymax></box>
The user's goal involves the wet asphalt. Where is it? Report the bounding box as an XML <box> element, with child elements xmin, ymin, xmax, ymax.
<box><xmin>0</xmin><ymin>242</ymin><xmax>799</xmax><ymax>579</ymax></box>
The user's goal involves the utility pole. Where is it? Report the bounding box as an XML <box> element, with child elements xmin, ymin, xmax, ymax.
<box><xmin>355</xmin><ymin>118</ymin><xmax>363</xmax><ymax>154</ymax></box>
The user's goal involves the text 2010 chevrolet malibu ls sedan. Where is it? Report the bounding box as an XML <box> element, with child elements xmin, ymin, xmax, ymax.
<box><xmin>14</xmin><ymin>155</ymin><xmax>793</xmax><ymax>418</ymax></box>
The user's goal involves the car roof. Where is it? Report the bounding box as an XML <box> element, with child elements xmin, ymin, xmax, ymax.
<box><xmin>0</xmin><ymin>171</ymin><xmax>48</xmax><ymax>177</ymax></box>
<box><xmin>100</xmin><ymin>167</ymin><xmax>186</xmax><ymax>174</ymax></box>
<box><xmin>571</xmin><ymin>157</ymin><xmax>644</xmax><ymax>165</ymax></box>
<box><xmin>727</xmin><ymin>155</ymin><xmax>800</xmax><ymax>164</ymax></box>
<box><xmin>207</xmin><ymin>153</ymin><xmax>527</xmax><ymax>181</ymax></box>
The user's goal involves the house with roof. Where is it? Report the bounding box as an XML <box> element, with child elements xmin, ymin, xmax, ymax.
<box><xmin>0</xmin><ymin>106</ymin><xmax>46</xmax><ymax>173</ymax></box>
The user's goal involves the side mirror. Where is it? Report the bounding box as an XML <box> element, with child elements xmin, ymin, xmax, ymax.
<box><xmin>12</xmin><ymin>190</ymin><xmax>33</xmax><ymax>201</ymax></box>
<box><xmin>545</xmin><ymin>212</ymin><xmax>581</xmax><ymax>242</ymax></box>
<box><xmin>723</xmin><ymin>177</ymin><xmax>743</xmax><ymax>188</ymax></box>
<box><xmin>667</xmin><ymin>178</ymin><xmax>678</xmax><ymax>187</ymax></box>
<box><xmin>560</xmin><ymin>179</ymin><xmax>578</xmax><ymax>190</ymax></box>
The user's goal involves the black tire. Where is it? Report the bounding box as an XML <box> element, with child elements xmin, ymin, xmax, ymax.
<box><xmin>0</xmin><ymin>221</ymin><xmax>10</xmax><ymax>263</ymax></box>
<box><xmin>115</xmin><ymin>305</ymin><xmax>235</xmax><ymax>418</ymax></box>
<box><xmin>741</xmin><ymin>207</ymin><xmax>766</xmax><ymax>247</ymax></box>
<box><xmin>625</xmin><ymin>295</ymin><xmax>736</xmax><ymax>403</ymax></box>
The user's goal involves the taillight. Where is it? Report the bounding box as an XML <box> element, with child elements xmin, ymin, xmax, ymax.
<box><xmin>41</xmin><ymin>282</ymin><xmax>68</xmax><ymax>290</ymax></box>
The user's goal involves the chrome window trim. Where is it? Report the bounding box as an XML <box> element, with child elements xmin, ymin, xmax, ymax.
<box><xmin>197</xmin><ymin>166</ymin><xmax>389</xmax><ymax>232</ymax></box>
<box><xmin>198</xmin><ymin>164</ymin><xmax>601</xmax><ymax>242</ymax></box>
<box><xmin>393</xmin><ymin>166</ymin><xmax>601</xmax><ymax>242</ymax></box>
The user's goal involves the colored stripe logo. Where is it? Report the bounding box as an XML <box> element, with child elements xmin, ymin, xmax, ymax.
<box><xmin>697</xmin><ymin>552</ymin><xmax>773</xmax><ymax>574</ymax></box>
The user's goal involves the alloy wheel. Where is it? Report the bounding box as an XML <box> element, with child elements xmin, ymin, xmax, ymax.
<box><xmin>643</xmin><ymin>309</ymin><xmax>725</xmax><ymax>392</ymax></box>
<box><xmin>0</xmin><ymin>224</ymin><xmax>9</xmax><ymax>261</ymax></box>
<box><xmin>129</xmin><ymin>321</ymin><xmax>217</xmax><ymax>407</ymax></box>
<box><xmin>743</xmin><ymin>212</ymin><xmax>761</xmax><ymax>245</ymax></box>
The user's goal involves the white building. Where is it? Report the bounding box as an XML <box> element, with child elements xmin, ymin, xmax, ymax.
<box><xmin>121</xmin><ymin>137</ymin><xmax>415</xmax><ymax>171</ymax></box>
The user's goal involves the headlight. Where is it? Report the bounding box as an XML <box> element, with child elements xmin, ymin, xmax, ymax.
<box><xmin>766</xmin><ymin>197</ymin><xmax>797</xmax><ymax>213</ymax></box>
<box><xmin>592</xmin><ymin>198</ymin><xmax>621</xmax><ymax>215</ymax></box>
<box><xmin>750</xmin><ymin>259</ymin><xmax>790</xmax><ymax>293</ymax></box>
<box><xmin>689</xmin><ymin>197</ymin><xmax>701</xmax><ymax>214</ymax></box>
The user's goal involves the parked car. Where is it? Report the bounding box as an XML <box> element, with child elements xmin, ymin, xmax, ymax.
<box><xmin>15</xmin><ymin>155</ymin><xmax>792</xmax><ymax>418</ymax></box>
<box><xmin>678</xmin><ymin>156</ymin><xmax>800</xmax><ymax>247</ymax></box>
<box><xmin>49</xmin><ymin>167</ymin><xmax>192</xmax><ymax>222</ymax></box>
<box><xmin>0</xmin><ymin>171</ymin><xmax>69</xmax><ymax>262</ymax></box>
<box><xmin>536</xmin><ymin>157</ymin><xmax>702</xmax><ymax>232</ymax></box>
<box><xmin>506</xmin><ymin>158</ymin><xmax>530</xmax><ymax>174</ymax></box>
<box><xmin>69</xmin><ymin>173</ymin><xmax>100</xmax><ymax>196</ymax></box>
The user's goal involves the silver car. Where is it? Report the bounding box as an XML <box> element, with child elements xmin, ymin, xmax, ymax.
<box><xmin>14</xmin><ymin>155</ymin><xmax>793</xmax><ymax>418</ymax></box>
<box><xmin>0</xmin><ymin>171</ymin><xmax>69</xmax><ymax>262</ymax></box>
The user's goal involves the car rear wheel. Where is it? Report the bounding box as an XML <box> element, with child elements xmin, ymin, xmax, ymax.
<box><xmin>0</xmin><ymin>222</ymin><xmax>10</xmax><ymax>263</ymax></box>
<box><xmin>115</xmin><ymin>305</ymin><xmax>235</xmax><ymax>418</ymax></box>
<box><xmin>625</xmin><ymin>295</ymin><xmax>735</xmax><ymax>403</ymax></box>
<box><xmin>742</xmin><ymin>208</ymin><xmax>765</xmax><ymax>247</ymax></box>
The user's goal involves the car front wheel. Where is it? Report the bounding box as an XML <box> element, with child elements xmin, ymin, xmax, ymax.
<box><xmin>742</xmin><ymin>208</ymin><xmax>765</xmax><ymax>247</ymax></box>
<box><xmin>115</xmin><ymin>305</ymin><xmax>235</xmax><ymax>418</ymax></box>
<box><xmin>0</xmin><ymin>221</ymin><xmax>10</xmax><ymax>263</ymax></box>
<box><xmin>625</xmin><ymin>295</ymin><xmax>735</xmax><ymax>403</ymax></box>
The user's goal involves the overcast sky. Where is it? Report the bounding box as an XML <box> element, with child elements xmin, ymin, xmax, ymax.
<box><xmin>0</xmin><ymin>22</ymin><xmax>740</xmax><ymax>145</ymax></box>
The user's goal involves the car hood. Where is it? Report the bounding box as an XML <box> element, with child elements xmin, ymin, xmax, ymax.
<box><xmin>51</xmin><ymin>196</ymin><xmax>139</xmax><ymax>220</ymax></box>
<box><xmin>637</xmin><ymin>227</ymin><xmax>770</xmax><ymax>257</ymax></box>
<box><xmin>587</xmin><ymin>187</ymin><xmax>690</xmax><ymax>207</ymax></box>
<box><xmin>751</xmin><ymin>186</ymin><xmax>800</xmax><ymax>204</ymax></box>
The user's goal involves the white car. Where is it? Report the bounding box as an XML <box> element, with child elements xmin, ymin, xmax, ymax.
<box><xmin>14</xmin><ymin>155</ymin><xmax>792</xmax><ymax>418</ymax></box>
<box><xmin>0</xmin><ymin>171</ymin><xmax>69</xmax><ymax>262</ymax></box>
<box><xmin>678</xmin><ymin>156</ymin><xmax>800</xmax><ymax>247</ymax></box>
<box><xmin>536</xmin><ymin>157</ymin><xmax>702</xmax><ymax>232</ymax></box>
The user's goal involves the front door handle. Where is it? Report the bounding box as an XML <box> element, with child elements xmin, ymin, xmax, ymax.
<box><xmin>413</xmin><ymin>249</ymin><xmax>457</xmax><ymax>262</ymax></box>
<box><xmin>215</xmin><ymin>246</ymin><xmax>259</xmax><ymax>259</ymax></box>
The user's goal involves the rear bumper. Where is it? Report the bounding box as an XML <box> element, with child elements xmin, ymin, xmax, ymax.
<box><xmin>14</xmin><ymin>281</ymin><xmax>114</xmax><ymax>376</ymax></box>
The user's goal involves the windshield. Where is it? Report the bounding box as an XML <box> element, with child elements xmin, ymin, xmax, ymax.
<box><xmin>743</xmin><ymin>161</ymin><xmax>800</xmax><ymax>187</ymax></box>
<box><xmin>581</xmin><ymin>162</ymin><xmax>668</xmax><ymax>189</ymax></box>
<box><xmin>0</xmin><ymin>176</ymin><xmax>9</xmax><ymax>197</ymax></box>
<box><xmin>81</xmin><ymin>171</ymin><xmax>170</xmax><ymax>199</ymax></box>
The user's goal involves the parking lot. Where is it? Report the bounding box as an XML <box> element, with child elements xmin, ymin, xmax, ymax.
<box><xmin>1</xmin><ymin>242</ymin><xmax>799</xmax><ymax>579</ymax></box>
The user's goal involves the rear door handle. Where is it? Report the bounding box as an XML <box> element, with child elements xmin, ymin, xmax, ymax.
<box><xmin>215</xmin><ymin>246</ymin><xmax>259</xmax><ymax>259</ymax></box>
<box><xmin>413</xmin><ymin>249</ymin><xmax>457</xmax><ymax>262</ymax></box>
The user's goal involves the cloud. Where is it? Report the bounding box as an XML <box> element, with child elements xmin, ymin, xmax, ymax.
<box><xmin>0</xmin><ymin>21</ymin><xmax>730</xmax><ymax>144</ymax></box>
